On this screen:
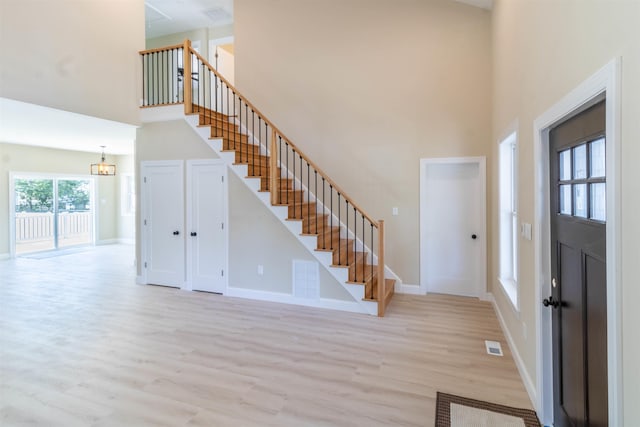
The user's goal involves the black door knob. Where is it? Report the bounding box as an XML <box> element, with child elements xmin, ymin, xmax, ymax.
<box><xmin>471</xmin><ymin>234</ymin><xmax>477</xmax><ymax>239</ymax></box>
<box><xmin>543</xmin><ymin>296</ymin><xmax>560</xmax><ymax>308</ymax></box>
<box><xmin>173</xmin><ymin>230</ymin><xmax>180</xmax><ymax>235</ymax></box>
<box><xmin>190</xmin><ymin>232</ymin><xmax>197</xmax><ymax>237</ymax></box>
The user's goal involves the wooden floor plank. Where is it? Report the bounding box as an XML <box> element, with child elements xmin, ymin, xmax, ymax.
<box><xmin>0</xmin><ymin>244</ymin><xmax>532</xmax><ymax>426</ymax></box>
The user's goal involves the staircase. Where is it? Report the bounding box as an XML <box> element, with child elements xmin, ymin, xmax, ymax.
<box><xmin>140</xmin><ymin>40</ymin><xmax>397</xmax><ymax>316</ymax></box>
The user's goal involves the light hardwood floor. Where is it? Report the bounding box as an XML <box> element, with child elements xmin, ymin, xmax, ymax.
<box><xmin>0</xmin><ymin>245</ymin><xmax>532</xmax><ymax>426</ymax></box>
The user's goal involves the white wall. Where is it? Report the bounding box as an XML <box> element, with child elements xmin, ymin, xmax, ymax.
<box><xmin>234</xmin><ymin>0</ymin><xmax>493</xmax><ymax>286</ymax></box>
<box><xmin>0</xmin><ymin>143</ymin><xmax>124</xmax><ymax>256</ymax></box>
<box><xmin>145</xmin><ymin>24</ymin><xmax>234</xmax><ymax>65</ymax></box>
<box><xmin>491</xmin><ymin>0</ymin><xmax>640</xmax><ymax>424</ymax></box>
<box><xmin>116</xmin><ymin>154</ymin><xmax>135</xmax><ymax>242</ymax></box>
<box><xmin>0</xmin><ymin>0</ymin><xmax>144</xmax><ymax>125</ymax></box>
<box><xmin>135</xmin><ymin>120</ymin><xmax>351</xmax><ymax>300</ymax></box>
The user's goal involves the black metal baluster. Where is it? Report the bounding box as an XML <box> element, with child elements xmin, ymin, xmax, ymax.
<box><xmin>314</xmin><ymin>171</ymin><xmax>318</xmax><ymax>235</ymax></box>
<box><xmin>338</xmin><ymin>193</ymin><xmax>341</xmax><ymax>263</ymax></box>
<box><xmin>330</xmin><ymin>185</ymin><xmax>333</xmax><ymax>250</ymax></box>
<box><xmin>151</xmin><ymin>53</ymin><xmax>155</xmax><ymax>105</ymax></box>
<box><xmin>245</xmin><ymin>103</ymin><xmax>249</xmax><ymax>170</ymax></box>
<box><xmin>257</xmin><ymin>116</ymin><xmax>262</xmax><ymax>183</ymax></box>
<box><xmin>286</xmin><ymin>143</ymin><xmax>290</xmax><ymax>205</ymax></box>
<box><xmin>141</xmin><ymin>54</ymin><xmax>145</xmax><ymax>106</ymax></box>
<box><xmin>292</xmin><ymin>149</ymin><xmax>296</xmax><ymax>213</ymax></box>
<box><xmin>306</xmin><ymin>162</ymin><xmax>310</xmax><ymax>233</ymax></box>
<box><xmin>232</xmin><ymin>92</ymin><xmax>237</xmax><ymax>150</ymax></box>
<box><xmin>214</xmin><ymin>73</ymin><xmax>218</xmax><ymax>113</ymax></box>
<box><xmin>346</xmin><ymin>201</ymin><xmax>350</xmax><ymax>265</ymax></box>
<box><xmin>252</xmin><ymin>110</ymin><xmax>255</xmax><ymax>176</ymax></box>
<box><xmin>321</xmin><ymin>177</ymin><xmax>325</xmax><ymax>248</ymax></box>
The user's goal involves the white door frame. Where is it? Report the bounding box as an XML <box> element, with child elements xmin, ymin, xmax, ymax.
<box><xmin>533</xmin><ymin>58</ymin><xmax>622</xmax><ymax>426</ymax></box>
<box><xmin>140</xmin><ymin>160</ymin><xmax>184</xmax><ymax>286</ymax></box>
<box><xmin>419</xmin><ymin>156</ymin><xmax>487</xmax><ymax>296</ymax></box>
<box><xmin>185</xmin><ymin>159</ymin><xmax>229</xmax><ymax>293</ymax></box>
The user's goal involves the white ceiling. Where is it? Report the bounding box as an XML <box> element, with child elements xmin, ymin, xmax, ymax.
<box><xmin>0</xmin><ymin>98</ymin><xmax>137</xmax><ymax>155</ymax></box>
<box><xmin>145</xmin><ymin>0</ymin><xmax>234</xmax><ymax>39</ymax></box>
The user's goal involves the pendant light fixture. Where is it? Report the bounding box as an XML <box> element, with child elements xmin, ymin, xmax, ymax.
<box><xmin>90</xmin><ymin>146</ymin><xmax>116</xmax><ymax>176</ymax></box>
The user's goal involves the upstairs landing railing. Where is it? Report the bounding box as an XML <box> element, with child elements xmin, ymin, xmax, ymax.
<box><xmin>140</xmin><ymin>40</ymin><xmax>390</xmax><ymax>316</ymax></box>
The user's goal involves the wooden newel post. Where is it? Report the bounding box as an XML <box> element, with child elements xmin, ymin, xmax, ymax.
<box><xmin>377</xmin><ymin>220</ymin><xmax>385</xmax><ymax>317</ymax></box>
<box><xmin>270</xmin><ymin>129</ymin><xmax>278</xmax><ymax>205</ymax></box>
<box><xmin>183</xmin><ymin>39</ymin><xmax>192</xmax><ymax>114</ymax></box>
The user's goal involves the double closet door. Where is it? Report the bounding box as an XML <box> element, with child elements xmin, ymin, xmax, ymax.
<box><xmin>141</xmin><ymin>160</ymin><xmax>227</xmax><ymax>293</ymax></box>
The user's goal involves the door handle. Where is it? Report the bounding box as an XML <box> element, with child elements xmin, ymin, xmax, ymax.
<box><xmin>190</xmin><ymin>232</ymin><xmax>197</xmax><ymax>237</ymax></box>
<box><xmin>173</xmin><ymin>230</ymin><xmax>180</xmax><ymax>235</ymax></box>
<box><xmin>542</xmin><ymin>296</ymin><xmax>560</xmax><ymax>308</ymax></box>
<box><xmin>471</xmin><ymin>234</ymin><xmax>477</xmax><ymax>240</ymax></box>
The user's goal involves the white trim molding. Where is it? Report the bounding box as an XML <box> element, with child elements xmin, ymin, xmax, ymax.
<box><xmin>225</xmin><ymin>286</ymin><xmax>365</xmax><ymax>314</ymax></box>
<box><xmin>487</xmin><ymin>292</ymin><xmax>537</xmax><ymax>408</ymax></box>
<box><xmin>533</xmin><ymin>58</ymin><xmax>622</xmax><ymax>426</ymax></box>
<box><xmin>419</xmin><ymin>156</ymin><xmax>487</xmax><ymax>297</ymax></box>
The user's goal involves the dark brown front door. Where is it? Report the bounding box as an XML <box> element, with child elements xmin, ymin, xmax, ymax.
<box><xmin>548</xmin><ymin>100</ymin><xmax>607</xmax><ymax>427</ymax></box>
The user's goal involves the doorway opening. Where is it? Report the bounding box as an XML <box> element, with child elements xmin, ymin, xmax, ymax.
<box><xmin>419</xmin><ymin>156</ymin><xmax>486</xmax><ymax>297</ymax></box>
<box><xmin>10</xmin><ymin>174</ymin><xmax>95</xmax><ymax>256</ymax></box>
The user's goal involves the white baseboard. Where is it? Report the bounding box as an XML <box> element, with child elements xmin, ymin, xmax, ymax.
<box><xmin>0</xmin><ymin>253</ymin><xmax>10</xmax><ymax>260</ymax></box>
<box><xmin>118</xmin><ymin>238</ymin><xmax>135</xmax><ymax>245</ymax></box>
<box><xmin>487</xmin><ymin>292</ymin><xmax>537</xmax><ymax>409</ymax></box>
<box><xmin>96</xmin><ymin>239</ymin><xmax>119</xmax><ymax>246</ymax></box>
<box><xmin>225</xmin><ymin>286</ymin><xmax>365</xmax><ymax>314</ymax></box>
<box><xmin>395</xmin><ymin>282</ymin><xmax>422</xmax><ymax>295</ymax></box>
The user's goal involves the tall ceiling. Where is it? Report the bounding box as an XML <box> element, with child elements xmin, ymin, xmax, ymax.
<box><xmin>144</xmin><ymin>0</ymin><xmax>492</xmax><ymax>40</ymax></box>
<box><xmin>145</xmin><ymin>0</ymin><xmax>234</xmax><ymax>39</ymax></box>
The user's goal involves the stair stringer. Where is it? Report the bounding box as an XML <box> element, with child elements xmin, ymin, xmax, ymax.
<box><xmin>219</xmin><ymin>114</ymin><xmax>403</xmax><ymax>288</ymax></box>
<box><xmin>184</xmin><ymin>114</ymin><xmax>379</xmax><ymax>315</ymax></box>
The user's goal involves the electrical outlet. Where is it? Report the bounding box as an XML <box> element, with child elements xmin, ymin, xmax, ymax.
<box><xmin>392</xmin><ymin>207</ymin><xmax>399</xmax><ymax>216</ymax></box>
<box><xmin>257</xmin><ymin>265</ymin><xmax>264</xmax><ymax>275</ymax></box>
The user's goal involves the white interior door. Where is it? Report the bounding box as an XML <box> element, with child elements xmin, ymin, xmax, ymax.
<box><xmin>420</xmin><ymin>157</ymin><xmax>486</xmax><ymax>297</ymax></box>
<box><xmin>187</xmin><ymin>160</ymin><xmax>227</xmax><ymax>293</ymax></box>
<box><xmin>142</xmin><ymin>161</ymin><xmax>184</xmax><ymax>287</ymax></box>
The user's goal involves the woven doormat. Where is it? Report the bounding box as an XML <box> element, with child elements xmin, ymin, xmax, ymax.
<box><xmin>435</xmin><ymin>392</ymin><xmax>540</xmax><ymax>427</ymax></box>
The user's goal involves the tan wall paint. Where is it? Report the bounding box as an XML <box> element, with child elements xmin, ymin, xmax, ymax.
<box><xmin>234</xmin><ymin>0</ymin><xmax>493</xmax><ymax>286</ymax></box>
<box><xmin>135</xmin><ymin>120</ymin><xmax>350</xmax><ymax>300</ymax></box>
<box><xmin>491</xmin><ymin>0</ymin><xmax>640</xmax><ymax>423</ymax></box>
<box><xmin>0</xmin><ymin>0</ymin><xmax>144</xmax><ymax>125</ymax></box>
<box><xmin>0</xmin><ymin>143</ymin><xmax>123</xmax><ymax>255</ymax></box>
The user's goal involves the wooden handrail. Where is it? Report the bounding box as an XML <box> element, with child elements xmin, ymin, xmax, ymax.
<box><xmin>187</xmin><ymin>46</ymin><xmax>379</xmax><ymax>228</ymax></box>
<box><xmin>139</xmin><ymin>43</ymin><xmax>184</xmax><ymax>55</ymax></box>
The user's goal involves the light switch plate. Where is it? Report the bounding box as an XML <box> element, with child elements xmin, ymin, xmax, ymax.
<box><xmin>521</xmin><ymin>223</ymin><xmax>532</xmax><ymax>240</ymax></box>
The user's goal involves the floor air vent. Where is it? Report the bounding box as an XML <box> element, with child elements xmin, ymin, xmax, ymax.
<box><xmin>293</xmin><ymin>260</ymin><xmax>319</xmax><ymax>299</ymax></box>
<box><xmin>485</xmin><ymin>340</ymin><xmax>504</xmax><ymax>356</ymax></box>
